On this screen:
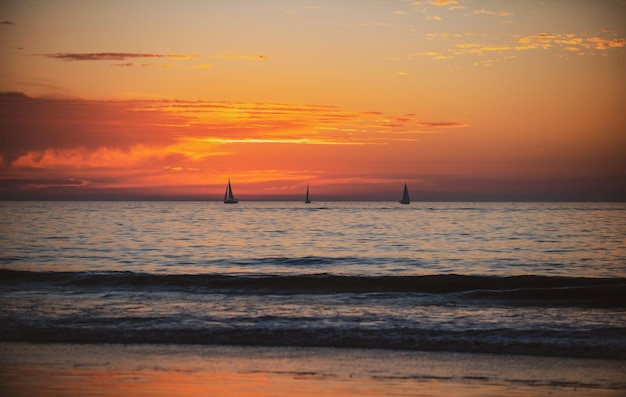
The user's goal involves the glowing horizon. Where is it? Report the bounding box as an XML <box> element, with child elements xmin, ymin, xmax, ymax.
<box><xmin>1</xmin><ymin>1</ymin><xmax>625</xmax><ymax>200</ymax></box>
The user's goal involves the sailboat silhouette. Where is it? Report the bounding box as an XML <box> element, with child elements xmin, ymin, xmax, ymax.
<box><xmin>399</xmin><ymin>183</ymin><xmax>410</xmax><ymax>204</ymax></box>
<box><xmin>223</xmin><ymin>179</ymin><xmax>238</xmax><ymax>204</ymax></box>
<box><xmin>305</xmin><ymin>184</ymin><xmax>311</xmax><ymax>204</ymax></box>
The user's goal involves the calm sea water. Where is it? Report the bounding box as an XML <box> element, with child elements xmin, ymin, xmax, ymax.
<box><xmin>1</xmin><ymin>201</ymin><xmax>625</xmax><ymax>359</ymax></box>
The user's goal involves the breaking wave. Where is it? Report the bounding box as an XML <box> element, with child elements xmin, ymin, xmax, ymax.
<box><xmin>2</xmin><ymin>269</ymin><xmax>625</xmax><ymax>307</ymax></box>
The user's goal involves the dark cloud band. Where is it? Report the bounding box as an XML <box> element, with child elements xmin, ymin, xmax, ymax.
<box><xmin>40</xmin><ymin>52</ymin><xmax>198</xmax><ymax>61</ymax></box>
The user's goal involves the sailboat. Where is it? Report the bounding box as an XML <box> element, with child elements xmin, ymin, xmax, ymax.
<box><xmin>399</xmin><ymin>183</ymin><xmax>410</xmax><ymax>204</ymax></box>
<box><xmin>223</xmin><ymin>178</ymin><xmax>238</xmax><ymax>204</ymax></box>
<box><xmin>305</xmin><ymin>184</ymin><xmax>311</xmax><ymax>204</ymax></box>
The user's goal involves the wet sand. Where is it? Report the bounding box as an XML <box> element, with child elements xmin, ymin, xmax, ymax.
<box><xmin>1</xmin><ymin>343</ymin><xmax>624</xmax><ymax>397</ymax></box>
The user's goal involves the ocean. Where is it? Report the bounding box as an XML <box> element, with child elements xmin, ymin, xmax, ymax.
<box><xmin>1</xmin><ymin>201</ymin><xmax>625</xmax><ymax>361</ymax></box>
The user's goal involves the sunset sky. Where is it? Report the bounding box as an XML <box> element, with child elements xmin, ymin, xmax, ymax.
<box><xmin>1</xmin><ymin>0</ymin><xmax>625</xmax><ymax>200</ymax></box>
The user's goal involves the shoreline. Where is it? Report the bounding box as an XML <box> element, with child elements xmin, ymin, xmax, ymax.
<box><xmin>1</xmin><ymin>342</ymin><xmax>625</xmax><ymax>396</ymax></box>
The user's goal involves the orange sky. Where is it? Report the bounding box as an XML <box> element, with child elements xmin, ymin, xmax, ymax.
<box><xmin>1</xmin><ymin>0</ymin><xmax>625</xmax><ymax>200</ymax></box>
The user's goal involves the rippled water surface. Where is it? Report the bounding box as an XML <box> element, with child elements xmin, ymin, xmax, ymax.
<box><xmin>1</xmin><ymin>201</ymin><xmax>625</xmax><ymax>359</ymax></box>
<box><xmin>2</xmin><ymin>201</ymin><xmax>624</xmax><ymax>276</ymax></box>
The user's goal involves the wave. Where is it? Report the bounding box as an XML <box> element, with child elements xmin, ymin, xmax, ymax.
<box><xmin>2</xmin><ymin>269</ymin><xmax>625</xmax><ymax>359</ymax></box>
<box><xmin>2</xmin><ymin>269</ymin><xmax>625</xmax><ymax>307</ymax></box>
<box><xmin>2</xmin><ymin>322</ymin><xmax>624</xmax><ymax>360</ymax></box>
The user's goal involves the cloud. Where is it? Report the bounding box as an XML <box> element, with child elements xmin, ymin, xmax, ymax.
<box><xmin>39</xmin><ymin>52</ymin><xmax>199</xmax><ymax>61</ymax></box>
<box><xmin>585</xmin><ymin>36</ymin><xmax>626</xmax><ymax>50</ymax></box>
<box><xmin>0</xmin><ymin>93</ymin><xmax>468</xmax><ymax>172</ymax></box>
<box><xmin>426</xmin><ymin>33</ymin><xmax>463</xmax><ymax>40</ymax></box>
<box><xmin>411</xmin><ymin>51</ymin><xmax>452</xmax><ymax>60</ymax></box>
<box><xmin>0</xmin><ymin>178</ymin><xmax>89</xmax><ymax>189</ymax></box>
<box><xmin>1</xmin><ymin>21</ymin><xmax>15</xmax><ymax>25</ymax></box>
<box><xmin>0</xmin><ymin>94</ymin><xmax>474</xmax><ymax>199</ymax></box>
<box><xmin>473</xmin><ymin>9</ymin><xmax>512</xmax><ymax>17</ymax></box>
<box><xmin>517</xmin><ymin>33</ymin><xmax>626</xmax><ymax>52</ymax></box>
<box><xmin>210</xmin><ymin>54</ymin><xmax>269</xmax><ymax>60</ymax></box>
<box><xmin>417</xmin><ymin>121</ymin><xmax>466</xmax><ymax>128</ymax></box>
<box><xmin>480</xmin><ymin>46</ymin><xmax>512</xmax><ymax>52</ymax></box>
<box><xmin>429</xmin><ymin>0</ymin><xmax>457</xmax><ymax>6</ymax></box>
<box><xmin>426</xmin><ymin>0</ymin><xmax>464</xmax><ymax>10</ymax></box>
<box><xmin>0</xmin><ymin>92</ymin><xmax>184</xmax><ymax>165</ymax></box>
<box><xmin>413</xmin><ymin>31</ymin><xmax>625</xmax><ymax>63</ymax></box>
<box><xmin>37</xmin><ymin>52</ymin><xmax>205</xmax><ymax>69</ymax></box>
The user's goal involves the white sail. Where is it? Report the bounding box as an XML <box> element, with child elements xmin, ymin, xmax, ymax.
<box><xmin>399</xmin><ymin>183</ymin><xmax>410</xmax><ymax>204</ymax></box>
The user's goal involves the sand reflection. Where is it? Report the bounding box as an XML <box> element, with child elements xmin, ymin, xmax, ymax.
<box><xmin>1</xmin><ymin>343</ymin><xmax>624</xmax><ymax>397</ymax></box>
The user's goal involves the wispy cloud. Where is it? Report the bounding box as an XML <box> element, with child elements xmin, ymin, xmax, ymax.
<box><xmin>0</xmin><ymin>92</ymin><xmax>184</xmax><ymax>165</ymax></box>
<box><xmin>417</xmin><ymin>121</ymin><xmax>466</xmax><ymax>128</ymax></box>
<box><xmin>210</xmin><ymin>54</ymin><xmax>269</xmax><ymax>60</ymax></box>
<box><xmin>415</xmin><ymin>0</ymin><xmax>464</xmax><ymax>11</ymax></box>
<box><xmin>426</xmin><ymin>33</ymin><xmax>462</xmax><ymax>40</ymax></box>
<box><xmin>0</xmin><ymin>93</ymin><xmax>467</xmax><ymax>168</ymax></box>
<box><xmin>518</xmin><ymin>33</ymin><xmax>626</xmax><ymax>52</ymax></box>
<box><xmin>411</xmin><ymin>51</ymin><xmax>452</xmax><ymax>60</ymax></box>
<box><xmin>410</xmin><ymin>31</ymin><xmax>625</xmax><ymax>64</ymax></box>
<box><xmin>0</xmin><ymin>178</ymin><xmax>90</xmax><ymax>189</ymax></box>
<box><xmin>108</xmin><ymin>62</ymin><xmax>212</xmax><ymax>69</ymax></box>
<box><xmin>473</xmin><ymin>9</ymin><xmax>512</xmax><ymax>17</ymax></box>
<box><xmin>0</xmin><ymin>93</ymin><xmax>469</xmax><ymax>196</ymax></box>
<box><xmin>40</xmin><ymin>52</ymin><xmax>199</xmax><ymax>61</ymax></box>
<box><xmin>429</xmin><ymin>0</ymin><xmax>457</xmax><ymax>6</ymax></box>
<box><xmin>1</xmin><ymin>20</ymin><xmax>15</xmax><ymax>25</ymax></box>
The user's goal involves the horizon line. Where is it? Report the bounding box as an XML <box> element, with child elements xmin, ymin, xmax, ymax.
<box><xmin>1</xmin><ymin>198</ymin><xmax>623</xmax><ymax>203</ymax></box>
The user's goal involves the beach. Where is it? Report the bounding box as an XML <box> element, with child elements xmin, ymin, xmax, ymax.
<box><xmin>1</xmin><ymin>342</ymin><xmax>625</xmax><ymax>397</ymax></box>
